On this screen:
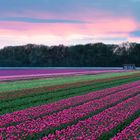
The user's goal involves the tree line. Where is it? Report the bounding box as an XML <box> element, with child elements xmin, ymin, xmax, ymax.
<box><xmin>0</xmin><ymin>42</ymin><xmax>140</xmax><ymax>67</ymax></box>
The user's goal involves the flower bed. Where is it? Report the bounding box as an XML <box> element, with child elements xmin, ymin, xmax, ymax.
<box><xmin>1</xmin><ymin>80</ymin><xmax>140</xmax><ymax>127</ymax></box>
<box><xmin>112</xmin><ymin>117</ymin><xmax>140</xmax><ymax>140</ymax></box>
<box><xmin>42</xmin><ymin>94</ymin><xmax>140</xmax><ymax>140</ymax></box>
<box><xmin>1</xmin><ymin>84</ymin><xmax>140</xmax><ymax>139</ymax></box>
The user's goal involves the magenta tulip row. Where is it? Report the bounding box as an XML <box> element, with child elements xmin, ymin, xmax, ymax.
<box><xmin>0</xmin><ymin>72</ymin><xmax>88</xmax><ymax>81</ymax></box>
<box><xmin>0</xmin><ymin>69</ymin><xmax>124</xmax><ymax>76</ymax></box>
<box><xmin>1</xmin><ymin>85</ymin><xmax>140</xmax><ymax>139</ymax></box>
<box><xmin>42</xmin><ymin>94</ymin><xmax>140</xmax><ymax>140</ymax></box>
<box><xmin>112</xmin><ymin>116</ymin><xmax>140</xmax><ymax>140</ymax></box>
<box><xmin>0</xmin><ymin>69</ymin><xmax>124</xmax><ymax>81</ymax></box>
<box><xmin>1</xmin><ymin>80</ymin><xmax>140</xmax><ymax>128</ymax></box>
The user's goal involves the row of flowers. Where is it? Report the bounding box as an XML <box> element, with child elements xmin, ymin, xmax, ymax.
<box><xmin>0</xmin><ymin>70</ymin><xmax>125</xmax><ymax>81</ymax></box>
<box><xmin>1</xmin><ymin>80</ymin><xmax>140</xmax><ymax>128</ymax></box>
<box><xmin>0</xmin><ymin>71</ymin><xmax>128</xmax><ymax>101</ymax></box>
<box><xmin>112</xmin><ymin>116</ymin><xmax>140</xmax><ymax>140</ymax></box>
<box><xmin>42</xmin><ymin>94</ymin><xmax>140</xmax><ymax>140</ymax></box>
<box><xmin>1</xmin><ymin>72</ymin><xmax>138</xmax><ymax>117</ymax></box>
<box><xmin>1</xmin><ymin>84</ymin><xmax>140</xmax><ymax>139</ymax></box>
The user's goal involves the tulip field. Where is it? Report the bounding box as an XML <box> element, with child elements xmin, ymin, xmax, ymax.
<box><xmin>0</xmin><ymin>69</ymin><xmax>140</xmax><ymax>140</ymax></box>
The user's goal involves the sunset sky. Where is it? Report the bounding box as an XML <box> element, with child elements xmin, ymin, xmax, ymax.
<box><xmin>0</xmin><ymin>0</ymin><xmax>140</xmax><ymax>48</ymax></box>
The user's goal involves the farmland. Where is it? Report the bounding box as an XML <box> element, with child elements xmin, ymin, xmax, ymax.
<box><xmin>0</xmin><ymin>69</ymin><xmax>140</xmax><ymax>140</ymax></box>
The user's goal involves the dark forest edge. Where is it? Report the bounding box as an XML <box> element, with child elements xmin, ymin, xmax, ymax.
<box><xmin>0</xmin><ymin>42</ymin><xmax>140</xmax><ymax>67</ymax></box>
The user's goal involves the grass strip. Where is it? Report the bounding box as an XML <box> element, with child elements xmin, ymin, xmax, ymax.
<box><xmin>0</xmin><ymin>77</ymin><xmax>137</xmax><ymax>109</ymax></box>
<box><xmin>0</xmin><ymin>71</ymin><xmax>139</xmax><ymax>92</ymax></box>
<box><xmin>1</xmin><ymin>76</ymin><xmax>140</xmax><ymax>115</ymax></box>
<box><xmin>1</xmin><ymin>72</ymin><xmax>140</xmax><ymax>101</ymax></box>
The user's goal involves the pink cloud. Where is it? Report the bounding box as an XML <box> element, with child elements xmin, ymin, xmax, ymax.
<box><xmin>0</xmin><ymin>9</ymin><xmax>139</xmax><ymax>47</ymax></box>
<box><xmin>0</xmin><ymin>17</ymin><xmax>136</xmax><ymax>35</ymax></box>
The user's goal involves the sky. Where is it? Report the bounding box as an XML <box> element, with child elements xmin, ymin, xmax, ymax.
<box><xmin>0</xmin><ymin>0</ymin><xmax>140</xmax><ymax>48</ymax></box>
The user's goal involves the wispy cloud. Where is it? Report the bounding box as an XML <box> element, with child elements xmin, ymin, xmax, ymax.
<box><xmin>0</xmin><ymin>17</ymin><xmax>87</xmax><ymax>24</ymax></box>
